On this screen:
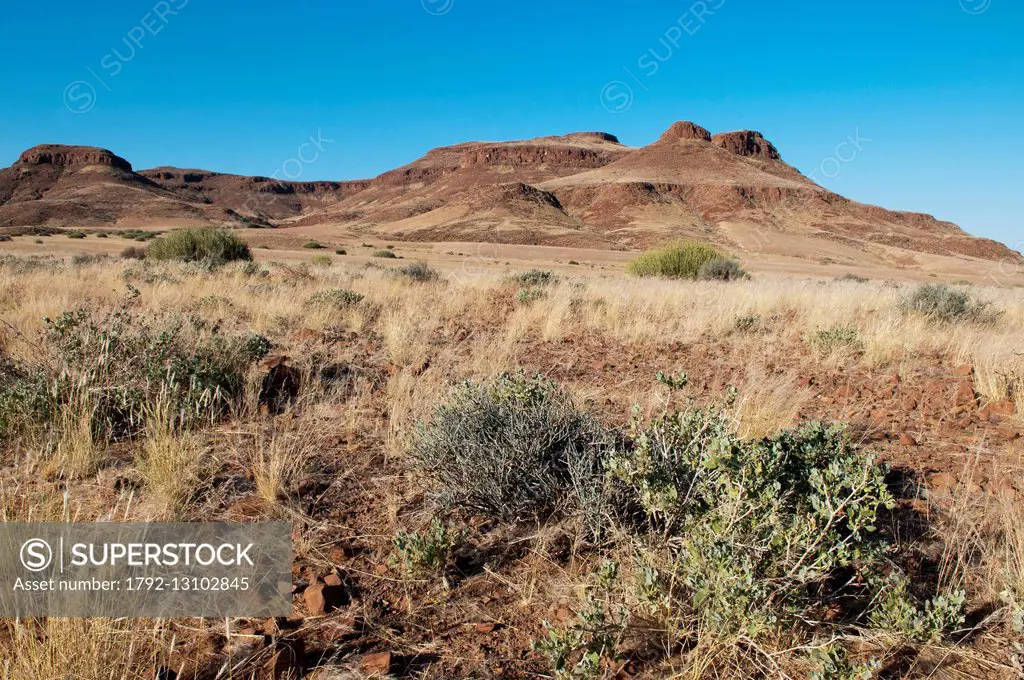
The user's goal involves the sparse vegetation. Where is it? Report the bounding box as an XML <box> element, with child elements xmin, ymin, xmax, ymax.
<box><xmin>310</xmin><ymin>254</ymin><xmax>332</xmax><ymax>268</ymax></box>
<box><xmin>411</xmin><ymin>372</ymin><xmax>610</xmax><ymax>524</ymax></box>
<box><xmin>0</xmin><ymin>255</ymin><xmax>1022</xmax><ymax>678</ymax></box>
<box><xmin>391</xmin><ymin>517</ymin><xmax>465</xmax><ymax>580</ymax></box>
<box><xmin>901</xmin><ymin>283</ymin><xmax>998</xmax><ymax>324</ymax></box>
<box><xmin>396</xmin><ymin>261</ymin><xmax>440</xmax><ymax>282</ymax></box>
<box><xmin>120</xmin><ymin>246</ymin><xmax>146</xmax><ymax>260</ymax></box>
<box><xmin>627</xmin><ymin>240</ymin><xmax>720</xmax><ymax>279</ymax></box>
<box><xmin>698</xmin><ymin>257</ymin><xmax>747</xmax><ymax>281</ymax></box>
<box><xmin>511</xmin><ymin>269</ymin><xmax>558</xmax><ymax>287</ymax></box>
<box><xmin>302</xmin><ymin>240</ymin><xmax>325</xmax><ymax>249</ymax></box>
<box><xmin>303</xmin><ymin>289</ymin><xmax>365</xmax><ymax>309</ymax></box>
<box><xmin>146</xmin><ymin>227</ymin><xmax>252</xmax><ymax>265</ymax></box>
<box><xmin>373</xmin><ymin>249</ymin><xmax>398</xmax><ymax>259</ymax></box>
<box><xmin>809</xmin><ymin>326</ymin><xmax>864</xmax><ymax>354</ymax></box>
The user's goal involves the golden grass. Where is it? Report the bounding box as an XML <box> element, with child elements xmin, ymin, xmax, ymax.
<box><xmin>2</xmin><ymin>254</ymin><xmax>1024</xmax><ymax>678</ymax></box>
<box><xmin>1</xmin><ymin>618</ymin><xmax>163</xmax><ymax>680</ymax></box>
<box><xmin>732</xmin><ymin>369</ymin><xmax>810</xmax><ymax>439</ymax></box>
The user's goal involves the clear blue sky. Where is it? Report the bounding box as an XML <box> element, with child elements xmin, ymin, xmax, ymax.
<box><xmin>0</xmin><ymin>0</ymin><xmax>1020</xmax><ymax>248</ymax></box>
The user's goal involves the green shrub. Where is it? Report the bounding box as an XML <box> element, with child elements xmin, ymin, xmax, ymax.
<box><xmin>302</xmin><ymin>241</ymin><xmax>325</xmax><ymax>250</ymax></box>
<box><xmin>66</xmin><ymin>231</ymin><xmax>86</xmax><ymax>239</ymax></box>
<box><xmin>627</xmin><ymin>241</ymin><xmax>720</xmax><ymax>279</ymax></box>
<box><xmin>900</xmin><ymin>283</ymin><xmax>997</xmax><ymax>324</ymax></box>
<box><xmin>397</xmin><ymin>261</ymin><xmax>440</xmax><ymax>283</ymax></box>
<box><xmin>372</xmin><ymin>249</ymin><xmax>398</xmax><ymax>259</ymax></box>
<box><xmin>335</xmin><ymin>249</ymin><xmax>347</xmax><ymax>255</ymax></box>
<box><xmin>310</xmin><ymin>255</ymin><xmax>332</xmax><ymax>268</ymax></box>
<box><xmin>534</xmin><ymin>560</ymin><xmax>625</xmax><ymax>679</ymax></box>
<box><xmin>515</xmin><ymin>288</ymin><xmax>547</xmax><ymax>304</ymax></box>
<box><xmin>146</xmin><ymin>228</ymin><xmax>251</xmax><ymax>265</ymax></box>
<box><xmin>609</xmin><ymin>407</ymin><xmax>894</xmax><ymax>635</ymax></box>
<box><xmin>697</xmin><ymin>257</ymin><xmax>747</xmax><ymax>281</ymax></box>
<box><xmin>869</xmin><ymin>573</ymin><xmax>966</xmax><ymax>642</ymax></box>
<box><xmin>808</xmin><ymin>327</ymin><xmax>864</xmax><ymax>355</ymax></box>
<box><xmin>22</xmin><ymin>301</ymin><xmax>270</xmax><ymax>443</ymax></box>
<box><xmin>511</xmin><ymin>269</ymin><xmax>558</xmax><ymax>287</ymax></box>
<box><xmin>734</xmin><ymin>314</ymin><xmax>762</xmax><ymax>332</ymax></box>
<box><xmin>411</xmin><ymin>373</ymin><xmax>611</xmax><ymax>525</ymax></box>
<box><xmin>120</xmin><ymin>247</ymin><xmax>146</xmax><ymax>260</ymax></box>
<box><xmin>809</xmin><ymin>645</ymin><xmax>880</xmax><ymax>680</ymax></box>
<box><xmin>303</xmin><ymin>289</ymin><xmax>364</xmax><ymax>309</ymax></box>
<box><xmin>391</xmin><ymin>517</ymin><xmax>465</xmax><ymax>580</ymax></box>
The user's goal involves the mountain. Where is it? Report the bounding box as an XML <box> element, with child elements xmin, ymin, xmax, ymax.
<box><xmin>0</xmin><ymin>124</ymin><xmax>1018</xmax><ymax>264</ymax></box>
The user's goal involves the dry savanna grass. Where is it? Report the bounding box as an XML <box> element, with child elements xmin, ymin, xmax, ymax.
<box><xmin>0</xmin><ymin>253</ymin><xmax>1022</xmax><ymax>679</ymax></box>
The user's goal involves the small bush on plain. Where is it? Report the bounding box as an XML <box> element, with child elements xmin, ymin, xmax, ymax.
<box><xmin>120</xmin><ymin>247</ymin><xmax>146</xmax><ymax>260</ymax></box>
<box><xmin>511</xmin><ymin>269</ymin><xmax>558</xmax><ymax>287</ymax></box>
<box><xmin>411</xmin><ymin>372</ymin><xmax>611</xmax><ymax>525</ymax></box>
<box><xmin>391</xmin><ymin>517</ymin><xmax>465</xmax><ymax>580</ymax></box>
<box><xmin>6</xmin><ymin>297</ymin><xmax>270</xmax><ymax>444</ymax></box>
<box><xmin>809</xmin><ymin>327</ymin><xmax>864</xmax><ymax>354</ymax></box>
<box><xmin>609</xmin><ymin>407</ymin><xmax>894</xmax><ymax>634</ymax></box>
<box><xmin>303</xmin><ymin>289</ymin><xmax>365</xmax><ymax>309</ymax></box>
<box><xmin>373</xmin><ymin>249</ymin><xmax>398</xmax><ymax>259</ymax></box>
<box><xmin>397</xmin><ymin>261</ymin><xmax>440</xmax><ymax>282</ymax></box>
<box><xmin>627</xmin><ymin>241</ymin><xmax>720</xmax><ymax>279</ymax></box>
<box><xmin>697</xmin><ymin>257</ymin><xmax>747</xmax><ymax>281</ymax></box>
<box><xmin>147</xmin><ymin>228</ymin><xmax>251</xmax><ymax>265</ymax></box>
<box><xmin>900</xmin><ymin>283</ymin><xmax>997</xmax><ymax>324</ymax></box>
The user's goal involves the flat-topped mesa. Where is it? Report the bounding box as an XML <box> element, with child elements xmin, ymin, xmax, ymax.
<box><xmin>17</xmin><ymin>144</ymin><xmax>133</xmax><ymax>173</ymax></box>
<box><xmin>712</xmin><ymin>130</ymin><xmax>782</xmax><ymax>161</ymax></box>
<box><xmin>658</xmin><ymin>121</ymin><xmax>713</xmax><ymax>143</ymax></box>
<box><xmin>559</xmin><ymin>131</ymin><xmax>621</xmax><ymax>144</ymax></box>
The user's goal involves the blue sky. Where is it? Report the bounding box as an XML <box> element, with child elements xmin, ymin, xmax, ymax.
<box><xmin>0</xmin><ymin>0</ymin><xmax>1020</xmax><ymax>248</ymax></box>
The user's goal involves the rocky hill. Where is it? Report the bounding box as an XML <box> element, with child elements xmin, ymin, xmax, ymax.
<box><xmin>0</xmin><ymin>124</ymin><xmax>1018</xmax><ymax>263</ymax></box>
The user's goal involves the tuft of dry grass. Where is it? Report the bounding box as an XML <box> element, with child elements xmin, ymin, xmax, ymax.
<box><xmin>246</xmin><ymin>427</ymin><xmax>309</xmax><ymax>511</ymax></box>
<box><xmin>732</xmin><ymin>370</ymin><xmax>810</xmax><ymax>439</ymax></box>
<box><xmin>137</xmin><ymin>415</ymin><xmax>204</xmax><ymax>519</ymax></box>
<box><xmin>1</xmin><ymin>618</ymin><xmax>162</xmax><ymax>680</ymax></box>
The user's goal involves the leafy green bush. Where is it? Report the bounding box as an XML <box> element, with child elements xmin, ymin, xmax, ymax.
<box><xmin>869</xmin><ymin>573</ymin><xmax>966</xmax><ymax>642</ymax></box>
<box><xmin>734</xmin><ymin>314</ymin><xmax>762</xmax><ymax>332</ymax></box>
<box><xmin>900</xmin><ymin>283</ymin><xmax>997</xmax><ymax>324</ymax></box>
<box><xmin>511</xmin><ymin>269</ymin><xmax>558</xmax><ymax>287</ymax></box>
<box><xmin>627</xmin><ymin>241</ymin><xmax>720</xmax><ymax>279</ymax></box>
<box><xmin>391</xmin><ymin>517</ymin><xmax>465</xmax><ymax>580</ymax></box>
<box><xmin>146</xmin><ymin>228</ymin><xmax>251</xmax><ymax>265</ymax></box>
<box><xmin>397</xmin><ymin>261</ymin><xmax>440</xmax><ymax>283</ymax></box>
<box><xmin>516</xmin><ymin>288</ymin><xmax>547</xmax><ymax>304</ymax></box>
<box><xmin>335</xmin><ymin>249</ymin><xmax>347</xmax><ymax>255</ymax></box>
<box><xmin>303</xmin><ymin>289</ymin><xmax>365</xmax><ymax>309</ymax></box>
<box><xmin>698</xmin><ymin>257</ymin><xmax>747</xmax><ymax>281</ymax></box>
<box><xmin>809</xmin><ymin>645</ymin><xmax>880</xmax><ymax>680</ymax></box>
<box><xmin>411</xmin><ymin>373</ymin><xmax>611</xmax><ymax>525</ymax></box>
<box><xmin>373</xmin><ymin>249</ymin><xmax>398</xmax><ymax>259</ymax></box>
<box><xmin>534</xmin><ymin>560</ymin><xmax>625</xmax><ymax>679</ymax></box>
<box><xmin>808</xmin><ymin>327</ymin><xmax>864</xmax><ymax>355</ymax></box>
<box><xmin>0</xmin><ymin>354</ymin><xmax>49</xmax><ymax>441</ymax></box>
<box><xmin>310</xmin><ymin>255</ymin><xmax>332</xmax><ymax>268</ymax></box>
<box><xmin>8</xmin><ymin>300</ymin><xmax>270</xmax><ymax>443</ymax></box>
<box><xmin>302</xmin><ymin>241</ymin><xmax>325</xmax><ymax>249</ymax></box>
<box><xmin>66</xmin><ymin>231</ymin><xmax>86</xmax><ymax>239</ymax></box>
<box><xmin>609</xmin><ymin>406</ymin><xmax>894</xmax><ymax>634</ymax></box>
